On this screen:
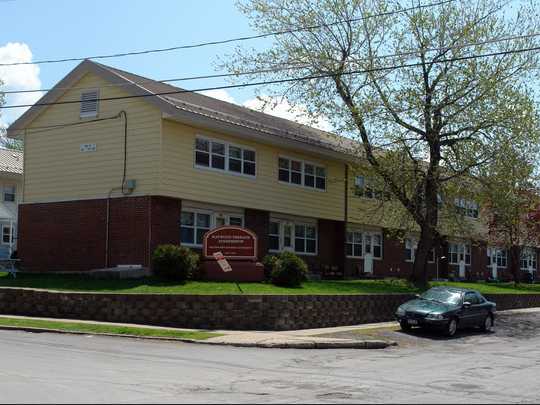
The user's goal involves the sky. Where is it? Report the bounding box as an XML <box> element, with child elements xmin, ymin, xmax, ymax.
<box><xmin>0</xmin><ymin>0</ymin><xmax>331</xmax><ymax>130</ymax></box>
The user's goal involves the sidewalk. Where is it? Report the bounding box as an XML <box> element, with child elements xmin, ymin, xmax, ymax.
<box><xmin>0</xmin><ymin>314</ymin><xmax>396</xmax><ymax>349</ymax></box>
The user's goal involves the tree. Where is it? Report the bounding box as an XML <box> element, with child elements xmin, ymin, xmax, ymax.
<box><xmin>0</xmin><ymin>79</ymin><xmax>22</xmax><ymax>151</ymax></box>
<box><xmin>224</xmin><ymin>0</ymin><xmax>540</xmax><ymax>286</ymax></box>
<box><xmin>478</xmin><ymin>138</ymin><xmax>540</xmax><ymax>283</ymax></box>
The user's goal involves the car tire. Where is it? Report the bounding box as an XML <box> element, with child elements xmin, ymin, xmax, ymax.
<box><xmin>481</xmin><ymin>314</ymin><xmax>494</xmax><ymax>333</ymax></box>
<box><xmin>400</xmin><ymin>320</ymin><xmax>412</xmax><ymax>331</ymax></box>
<box><xmin>446</xmin><ymin>318</ymin><xmax>458</xmax><ymax>337</ymax></box>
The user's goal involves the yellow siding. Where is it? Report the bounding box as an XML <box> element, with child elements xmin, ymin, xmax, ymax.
<box><xmin>23</xmin><ymin>73</ymin><xmax>162</xmax><ymax>203</ymax></box>
<box><xmin>160</xmin><ymin>120</ymin><xmax>345</xmax><ymax>221</ymax></box>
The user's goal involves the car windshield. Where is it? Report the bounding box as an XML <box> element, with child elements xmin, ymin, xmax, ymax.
<box><xmin>420</xmin><ymin>289</ymin><xmax>462</xmax><ymax>305</ymax></box>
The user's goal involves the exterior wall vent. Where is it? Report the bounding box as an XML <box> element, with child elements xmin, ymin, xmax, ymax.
<box><xmin>80</xmin><ymin>89</ymin><xmax>99</xmax><ymax>118</ymax></box>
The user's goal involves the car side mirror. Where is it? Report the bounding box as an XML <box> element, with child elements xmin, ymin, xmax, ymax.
<box><xmin>463</xmin><ymin>301</ymin><xmax>472</xmax><ymax>308</ymax></box>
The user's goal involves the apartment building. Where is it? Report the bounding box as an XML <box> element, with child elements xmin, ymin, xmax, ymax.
<box><xmin>6</xmin><ymin>60</ymin><xmax>538</xmax><ymax>280</ymax></box>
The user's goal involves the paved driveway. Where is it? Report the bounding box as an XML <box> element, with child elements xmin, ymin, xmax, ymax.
<box><xmin>1</xmin><ymin>310</ymin><xmax>539</xmax><ymax>404</ymax></box>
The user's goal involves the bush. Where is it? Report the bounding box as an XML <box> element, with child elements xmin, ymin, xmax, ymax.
<box><xmin>262</xmin><ymin>254</ymin><xmax>279</xmax><ymax>280</ymax></box>
<box><xmin>269</xmin><ymin>251</ymin><xmax>308</xmax><ymax>287</ymax></box>
<box><xmin>151</xmin><ymin>245</ymin><xmax>199</xmax><ymax>281</ymax></box>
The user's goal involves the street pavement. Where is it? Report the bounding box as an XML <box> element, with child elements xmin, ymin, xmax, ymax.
<box><xmin>1</xmin><ymin>310</ymin><xmax>539</xmax><ymax>404</ymax></box>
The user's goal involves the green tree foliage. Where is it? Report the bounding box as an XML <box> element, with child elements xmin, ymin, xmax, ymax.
<box><xmin>224</xmin><ymin>0</ymin><xmax>540</xmax><ymax>286</ymax></box>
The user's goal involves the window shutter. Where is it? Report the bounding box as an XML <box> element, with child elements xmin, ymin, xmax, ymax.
<box><xmin>80</xmin><ymin>90</ymin><xmax>99</xmax><ymax>117</ymax></box>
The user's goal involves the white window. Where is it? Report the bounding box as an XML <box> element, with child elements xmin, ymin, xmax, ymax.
<box><xmin>180</xmin><ymin>211</ymin><xmax>211</xmax><ymax>246</ymax></box>
<box><xmin>346</xmin><ymin>231</ymin><xmax>363</xmax><ymax>258</ymax></box>
<box><xmin>278</xmin><ymin>157</ymin><xmax>326</xmax><ymax>190</ymax></box>
<box><xmin>354</xmin><ymin>176</ymin><xmax>381</xmax><ymax>199</ymax></box>
<box><xmin>195</xmin><ymin>137</ymin><xmax>256</xmax><ymax>177</ymax></box>
<box><xmin>80</xmin><ymin>90</ymin><xmax>99</xmax><ymax>118</ymax></box>
<box><xmin>346</xmin><ymin>230</ymin><xmax>382</xmax><ymax>259</ymax></box>
<box><xmin>269</xmin><ymin>220</ymin><xmax>317</xmax><ymax>255</ymax></box>
<box><xmin>520</xmin><ymin>247</ymin><xmax>537</xmax><ymax>271</ymax></box>
<box><xmin>405</xmin><ymin>238</ymin><xmax>435</xmax><ymax>263</ymax></box>
<box><xmin>2</xmin><ymin>225</ymin><xmax>11</xmax><ymax>245</ymax></box>
<box><xmin>455</xmin><ymin>198</ymin><xmax>479</xmax><ymax>219</ymax></box>
<box><xmin>214</xmin><ymin>214</ymin><xmax>244</xmax><ymax>228</ymax></box>
<box><xmin>181</xmin><ymin>210</ymin><xmax>244</xmax><ymax>246</ymax></box>
<box><xmin>3</xmin><ymin>185</ymin><xmax>15</xmax><ymax>202</ymax></box>
<box><xmin>488</xmin><ymin>247</ymin><xmax>507</xmax><ymax>268</ymax></box>
<box><xmin>449</xmin><ymin>242</ymin><xmax>471</xmax><ymax>265</ymax></box>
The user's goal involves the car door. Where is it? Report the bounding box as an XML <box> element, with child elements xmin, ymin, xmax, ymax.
<box><xmin>462</xmin><ymin>292</ymin><xmax>483</xmax><ymax>327</ymax></box>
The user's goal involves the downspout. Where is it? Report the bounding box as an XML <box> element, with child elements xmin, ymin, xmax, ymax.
<box><xmin>105</xmin><ymin>111</ymin><xmax>133</xmax><ymax>268</ymax></box>
<box><xmin>344</xmin><ymin>164</ymin><xmax>349</xmax><ymax>275</ymax></box>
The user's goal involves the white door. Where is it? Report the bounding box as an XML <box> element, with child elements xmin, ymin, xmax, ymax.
<box><xmin>282</xmin><ymin>222</ymin><xmax>294</xmax><ymax>252</ymax></box>
<box><xmin>459</xmin><ymin>260</ymin><xmax>466</xmax><ymax>278</ymax></box>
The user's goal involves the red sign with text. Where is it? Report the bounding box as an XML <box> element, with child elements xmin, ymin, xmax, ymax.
<box><xmin>203</xmin><ymin>226</ymin><xmax>258</xmax><ymax>260</ymax></box>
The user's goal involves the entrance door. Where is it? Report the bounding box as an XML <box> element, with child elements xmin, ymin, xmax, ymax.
<box><xmin>282</xmin><ymin>222</ymin><xmax>294</xmax><ymax>252</ymax></box>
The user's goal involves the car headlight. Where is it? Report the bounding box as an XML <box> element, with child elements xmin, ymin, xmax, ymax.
<box><xmin>396</xmin><ymin>307</ymin><xmax>406</xmax><ymax>316</ymax></box>
<box><xmin>426</xmin><ymin>313</ymin><xmax>445</xmax><ymax>320</ymax></box>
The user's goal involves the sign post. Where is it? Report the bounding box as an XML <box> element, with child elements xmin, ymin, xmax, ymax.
<box><xmin>201</xmin><ymin>226</ymin><xmax>264</xmax><ymax>282</ymax></box>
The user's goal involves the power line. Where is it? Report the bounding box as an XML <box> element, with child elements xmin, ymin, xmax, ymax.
<box><xmin>0</xmin><ymin>0</ymin><xmax>456</xmax><ymax>67</ymax></box>
<box><xmin>3</xmin><ymin>30</ymin><xmax>540</xmax><ymax>96</ymax></box>
<box><xmin>4</xmin><ymin>43</ymin><xmax>540</xmax><ymax>117</ymax></box>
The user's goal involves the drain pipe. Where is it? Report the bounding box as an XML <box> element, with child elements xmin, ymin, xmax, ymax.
<box><xmin>104</xmin><ymin>110</ymin><xmax>133</xmax><ymax>268</ymax></box>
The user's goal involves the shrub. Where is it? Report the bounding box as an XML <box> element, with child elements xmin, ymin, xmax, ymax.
<box><xmin>270</xmin><ymin>251</ymin><xmax>308</xmax><ymax>287</ymax></box>
<box><xmin>152</xmin><ymin>245</ymin><xmax>199</xmax><ymax>281</ymax></box>
<box><xmin>262</xmin><ymin>254</ymin><xmax>279</xmax><ymax>280</ymax></box>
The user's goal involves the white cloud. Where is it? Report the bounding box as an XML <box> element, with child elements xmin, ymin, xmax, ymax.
<box><xmin>199</xmin><ymin>89</ymin><xmax>236</xmax><ymax>104</ymax></box>
<box><xmin>198</xmin><ymin>89</ymin><xmax>333</xmax><ymax>132</ymax></box>
<box><xmin>243</xmin><ymin>95</ymin><xmax>333</xmax><ymax>132</ymax></box>
<box><xmin>0</xmin><ymin>42</ymin><xmax>44</xmax><ymax>127</ymax></box>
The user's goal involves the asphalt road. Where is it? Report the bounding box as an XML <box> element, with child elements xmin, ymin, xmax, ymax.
<box><xmin>1</xmin><ymin>310</ymin><xmax>540</xmax><ymax>404</ymax></box>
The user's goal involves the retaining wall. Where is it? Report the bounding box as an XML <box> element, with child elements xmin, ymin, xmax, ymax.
<box><xmin>0</xmin><ymin>288</ymin><xmax>539</xmax><ymax>330</ymax></box>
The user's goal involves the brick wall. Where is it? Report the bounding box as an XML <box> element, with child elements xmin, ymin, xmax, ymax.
<box><xmin>245</xmin><ymin>208</ymin><xmax>269</xmax><ymax>260</ymax></box>
<box><xmin>0</xmin><ymin>288</ymin><xmax>538</xmax><ymax>330</ymax></box>
<box><xmin>18</xmin><ymin>196</ymin><xmax>185</xmax><ymax>272</ymax></box>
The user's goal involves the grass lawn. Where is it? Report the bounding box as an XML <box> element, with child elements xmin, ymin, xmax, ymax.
<box><xmin>0</xmin><ymin>272</ymin><xmax>538</xmax><ymax>295</ymax></box>
<box><xmin>0</xmin><ymin>316</ymin><xmax>221</xmax><ymax>340</ymax></box>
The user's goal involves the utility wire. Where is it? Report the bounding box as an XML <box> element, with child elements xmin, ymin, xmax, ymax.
<box><xmin>3</xmin><ymin>31</ymin><xmax>540</xmax><ymax>96</ymax></box>
<box><xmin>4</xmin><ymin>43</ymin><xmax>540</xmax><ymax>117</ymax></box>
<box><xmin>0</xmin><ymin>0</ymin><xmax>456</xmax><ymax>67</ymax></box>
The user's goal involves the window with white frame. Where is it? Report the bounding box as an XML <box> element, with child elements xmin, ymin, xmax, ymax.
<box><xmin>455</xmin><ymin>198</ymin><xmax>479</xmax><ymax>219</ymax></box>
<box><xmin>3</xmin><ymin>185</ymin><xmax>15</xmax><ymax>202</ymax></box>
<box><xmin>278</xmin><ymin>157</ymin><xmax>326</xmax><ymax>190</ymax></box>
<box><xmin>80</xmin><ymin>90</ymin><xmax>99</xmax><ymax>118</ymax></box>
<box><xmin>195</xmin><ymin>137</ymin><xmax>256</xmax><ymax>176</ymax></box>
<box><xmin>2</xmin><ymin>225</ymin><xmax>11</xmax><ymax>245</ymax></box>
<box><xmin>354</xmin><ymin>176</ymin><xmax>381</xmax><ymax>199</ymax></box>
<box><xmin>346</xmin><ymin>230</ymin><xmax>382</xmax><ymax>259</ymax></box>
<box><xmin>346</xmin><ymin>231</ymin><xmax>363</xmax><ymax>257</ymax></box>
<box><xmin>180</xmin><ymin>211</ymin><xmax>212</xmax><ymax>246</ymax></box>
<box><xmin>520</xmin><ymin>247</ymin><xmax>537</xmax><ymax>271</ymax></box>
<box><xmin>404</xmin><ymin>238</ymin><xmax>435</xmax><ymax>263</ymax></box>
<box><xmin>268</xmin><ymin>220</ymin><xmax>317</xmax><ymax>254</ymax></box>
<box><xmin>449</xmin><ymin>242</ymin><xmax>471</xmax><ymax>265</ymax></box>
<box><xmin>487</xmin><ymin>247</ymin><xmax>507</xmax><ymax>268</ymax></box>
<box><xmin>181</xmin><ymin>210</ymin><xmax>244</xmax><ymax>246</ymax></box>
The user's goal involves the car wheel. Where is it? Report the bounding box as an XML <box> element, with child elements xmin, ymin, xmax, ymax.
<box><xmin>446</xmin><ymin>318</ymin><xmax>458</xmax><ymax>337</ymax></box>
<box><xmin>481</xmin><ymin>314</ymin><xmax>494</xmax><ymax>333</ymax></box>
<box><xmin>400</xmin><ymin>320</ymin><xmax>412</xmax><ymax>331</ymax></box>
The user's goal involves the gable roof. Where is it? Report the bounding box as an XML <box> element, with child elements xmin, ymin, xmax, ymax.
<box><xmin>7</xmin><ymin>60</ymin><xmax>360</xmax><ymax>161</ymax></box>
<box><xmin>0</xmin><ymin>148</ymin><xmax>23</xmax><ymax>175</ymax></box>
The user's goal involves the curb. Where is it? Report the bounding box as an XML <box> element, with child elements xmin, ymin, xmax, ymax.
<box><xmin>0</xmin><ymin>325</ymin><xmax>395</xmax><ymax>349</ymax></box>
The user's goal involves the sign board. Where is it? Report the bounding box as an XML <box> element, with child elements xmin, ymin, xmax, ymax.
<box><xmin>203</xmin><ymin>226</ymin><xmax>257</xmax><ymax>260</ymax></box>
<box><xmin>80</xmin><ymin>143</ymin><xmax>97</xmax><ymax>153</ymax></box>
<box><xmin>213</xmin><ymin>251</ymin><xmax>232</xmax><ymax>272</ymax></box>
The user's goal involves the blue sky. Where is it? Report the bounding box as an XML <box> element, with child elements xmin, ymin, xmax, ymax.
<box><xmin>0</xmin><ymin>0</ymin><xmax>312</xmax><ymax>127</ymax></box>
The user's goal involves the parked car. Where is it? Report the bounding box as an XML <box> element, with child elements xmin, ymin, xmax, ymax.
<box><xmin>395</xmin><ymin>286</ymin><xmax>496</xmax><ymax>337</ymax></box>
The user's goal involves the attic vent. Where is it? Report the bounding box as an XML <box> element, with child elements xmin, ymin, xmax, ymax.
<box><xmin>80</xmin><ymin>90</ymin><xmax>99</xmax><ymax>118</ymax></box>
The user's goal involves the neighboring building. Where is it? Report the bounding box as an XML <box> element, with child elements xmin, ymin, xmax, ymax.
<box><xmin>0</xmin><ymin>148</ymin><xmax>23</xmax><ymax>259</ymax></box>
<box><xmin>6</xmin><ymin>60</ymin><xmax>538</xmax><ymax>280</ymax></box>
